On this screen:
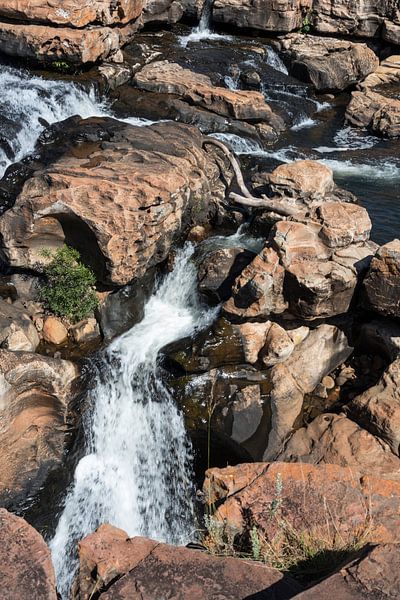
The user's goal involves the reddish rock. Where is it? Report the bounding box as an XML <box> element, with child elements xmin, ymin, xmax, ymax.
<box><xmin>0</xmin><ymin>349</ymin><xmax>79</xmax><ymax>508</ymax></box>
<box><xmin>74</xmin><ymin>525</ymin><xmax>302</xmax><ymax>599</ymax></box>
<box><xmin>0</xmin><ymin>119</ymin><xmax>226</xmax><ymax>287</ymax></box>
<box><xmin>346</xmin><ymin>90</ymin><xmax>400</xmax><ymax>138</ymax></box>
<box><xmin>296</xmin><ymin>543</ymin><xmax>400</xmax><ymax>599</ymax></box>
<box><xmin>212</xmin><ymin>0</ymin><xmax>312</xmax><ymax>33</ymax></box>
<box><xmin>364</xmin><ymin>240</ymin><xmax>400</xmax><ymax>317</ymax></box>
<box><xmin>204</xmin><ymin>462</ymin><xmax>400</xmax><ymax>545</ymax></box>
<box><xmin>269</xmin><ymin>160</ymin><xmax>334</xmax><ymax>200</ymax></box>
<box><xmin>277</xmin><ymin>413</ymin><xmax>400</xmax><ymax>480</ymax></box>
<box><xmin>42</xmin><ymin>316</ymin><xmax>68</xmax><ymax>346</ymax></box>
<box><xmin>0</xmin><ymin>508</ymin><xmax>57</xmax><ymax>599</ymax></box>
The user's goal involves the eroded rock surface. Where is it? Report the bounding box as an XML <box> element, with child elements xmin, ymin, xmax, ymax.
<box><xmin>363</xmin><ymin>240</ymin><xmax>400</xmax><ymax>317</ymax></box>
<box><xmin>0</xmin><ymin>350</ymin><xmax>79</xmax><ymax>508</ymax></box>
<box><xmin>0</xmin><ymin>118</ymin><xmax>227</xmax><ymax>287</ymax></box>
<box><xmin>0</xmin><ymin>508</ymin><xmax>57</xmax><ymax>600</ymax></box>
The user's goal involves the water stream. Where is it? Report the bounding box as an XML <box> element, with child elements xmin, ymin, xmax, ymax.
<box><xmin>50</xmin><ymin>244</ymin><xmax>216</xmax><ymax>598</ymax></box>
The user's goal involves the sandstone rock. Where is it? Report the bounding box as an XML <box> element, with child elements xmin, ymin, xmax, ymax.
<box><xmin>134</xmin><ymin>61</ymin><xmax>283</xmax><ymax>127</ymax></box>
<box><xmin>204</xmin><ymin>462</ymin><xmax>400</xmax><ymax>545</ymax></box>
<box><xmin>0</xmin><ymin>119</ymin><xmax>227</xmax><ymax>287</ymax></box>
<box><xmin>279</xmin><ymin>34</ymin><xmax>378</xmax><ymax>92</ymax></box>
<box><xmin>364</xmin><ymin>240</ymin><xmax>400</xmax><ymax>317</ymax></box>
<box><xmin>143</xmin><ymin>0</ymin><xmax>184</xmax><ymax>23</ymax></box>
<box><xmin>349</xmin><ymin>359</ymin><xmax>400</xmax><ymax>457</ymax></box>
<box><xmin>264</xmin><ymin>324</ymin><xmax>352</xmax><ymax>459</ymax></box>
<box><xmin>296</xmin><ymin>543</ymin><xmax>400</xmax><ymax>599</ymax></box>
<box><xmin>223</xmin><ymin>246</ymin><xmax>288</xmax><ymax>320</ymax></box>
<box><xmin>43</xmin><ymin>316</ymin><xmax>68</xmax><ymax>345</ymax></box>
<box><xmin>212</xmin><ymin>0</ymin><xmax>312</xmax><ymax>33</ymax></box>
<box><xmin>197</xmin><ymin>247</ymin><xmax>255</xmax><ymax>303</ymax></box>
<box><xmin>0</xmin><ymin>298</ymin><xmax>39</xmax><ymax>352</ymax></box>
<box><xmin>0</xmin><ymin>508</ymin><xmax>57</xmax><ymax>600</ymax></box>
<box><xmin>312</xmin><ymin>0</ymin><xmax>400</xmax><ymax>44</ymax></box>
<box><xmin>346</xmin><ymin>90</ymin><xmax>400</xmax><ymax>138</ymax></box>
<box><xmin>360</xmin><ymin>55</ymin><xmax>400</xmax><ymax>91</ymax></box>
<box><xmin>278</xmin><ymin>413</ymin><xmax>400</xmax><ymax>480</ymax></box>
<box><xmin>0</xmin><ymin>20</ymin><xmax>139</xmax><ymax>65</ymax></box>
<box><xmin>269</xmin><ymin>160</ymin><xmax>334</xmax><ymax>200</ymax></box>
<box><xmin>236</xmin><ymin>321</ymin><xmax>270</xmax><ymax>363</ymax></box>
<box><xmin>83</xmin><ymin>532</ymin><xmax>302</xmax><ymax>599</ymax></box>
<box><xmin>358</xmin><ymin>319</ymin><xmax>400</xmax><ymax>362</ymax></box>
<box><xmin>0</xmin><ymin>0</ymin><xmax>143</xmax><ymax>27</ymax></box>
<box><xmin>261</xmin><ymin>322</ymin><xmax>295</xmax><ymax>367</ymax></box>
<box><xmin>70</xmin><ymin>318</ymin><xmax>101</xmax><ymax>344</ymax></box>
<box><xmin>0</xmin><ymin>350</ymin><xmax>78</xmax><ymax>508</ymax></box>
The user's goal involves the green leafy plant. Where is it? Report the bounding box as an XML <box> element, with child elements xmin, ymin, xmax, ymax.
<box><xmin>40</xmin><ymin>245</ymin><xmax>98</xmax><ymax>323</ymax></box>
<box><xmin>52</xmin><ymin>60</ymin><xmax>71</xmax><ymax>72</ymax></box>
<box><xmin>301</xmin><ymin>14</ymin><xmax>312</xmax><ymax>34</ymax></box>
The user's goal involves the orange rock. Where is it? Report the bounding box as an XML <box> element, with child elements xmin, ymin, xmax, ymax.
<box><xmin>43</xmin><ymin>316</ymin><xmax>68</xmax><ymax>346</ymax></box>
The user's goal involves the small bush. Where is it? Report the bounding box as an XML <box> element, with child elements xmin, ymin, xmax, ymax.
<box><xmin>40</xmin><ymin>245</ymin><xmax>98</xmax><ymax>323</ymax></box>
<box><xmin>301</xmin><ymin>14</ymin><xmax>312</xmax><ymax>34</ymax></box>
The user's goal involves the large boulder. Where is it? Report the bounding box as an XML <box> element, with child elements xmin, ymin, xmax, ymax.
<box><xmin>0</xmin><ymin>0</ymin><xmax>143</xmax><ymax>65</ymax></box>
<box><xmin>73</xmin><ymin>525</ymin><xmax>302</xmax><ymax>599</ymax></box>
<box><xmin>278</xmin><ymin>34</ymin><xmax>378</xmax><ymax>92</ymax></box>
<box><xmin>363</xmin><ymin>240</ymin><xmax>400</xmax><ymax>318</ymax></box>
<box><xmin>0</xmin><ymin>119</ymin><xmax>227</xmax><ymax>287</ymax></box>
<box><xmin>0</xmin><ymin>298</ymin><xmax>39</xmax><ymax>352</ymax></box>
<box><xmin>211</xmin><ymin>0</ymin><xmax>312</xmax><ymax>33</ymax></box>
<box><xmin>0</xmin><ymin>350</ymin><xmax>79</xmax><ymax>508</ymax></box>
<box><xmin>296</xmin><ymin>543</ymin><xmax>400</xmax><ymax>599</ymax></box>
<box><xmin>348</xmin><ymin>359</ymin><xmax>400</xmax><ymax>457</ymax></box>
<box><xmin>204</xmin><ymin>462</ymin><xmax>400</xmax><ymax>545</ymax></box>
<box><xmin>277</xmin><ymin>413</ymin><xmax>400</xmax><ymax>480</ymax></box>
<box><xmin>346</xmin><ymin>90</ymin><xmax>400</xmax><ymax>138</ymax></box>
<box><xmin>0</xmin><ymin>508</ymin><xmax>57</xmax><ymax>599</ymax></box>
<box><xmin>312</xmin><ymin>0</ymin><xmax>400</xmax><ymax>45</ymax></box>
<box><xmin>264</xmin><ymin>324</ymin><xmax>352</xmax><ymax>459</ymax></box>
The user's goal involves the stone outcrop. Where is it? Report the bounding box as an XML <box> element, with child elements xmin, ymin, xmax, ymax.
<box><xmin>197</xmin><ymin>247</ymin><xmax>256</xmax><ymax>303</ymax></box>
<box><xmin>278</xmin><ymin>34</ymin><xmax>378</xmax><ymax>92</ymax></box>
<box><xmin>349</xmin><ymin>359</ymin><xmax>400</xmax><ymax>457</ymax></box>
<box><xmin>346</xmin><ymin>90</ymin><xmax>400</xmax><ymax>138</ymax></box>
<box><xmin>212</xmin><ymin>0</ymin><xmax>312</xmax><ymax>33</ymax></box>
<box><xmin>363</xmin><ymin>240</ymin><xmax>400</xmax><ymax>317</ymax></box>
<box><xmin>277</xmin><ymin>413</ymin><xmax>400</xmax><ymax>480</ymax></box>
<box><xmin>0</xmin><ymin>1</ymin><xmax>143</xmax><ymax>65</ymax></box>
<box><xmin>224</xmin><ymin>162</ymin><xmax>374</xmax><ymax>323</ymax></box>
<box><xmin>296</xmin><ymin>543</ymin><xmax>400</xmax><ymax>599</ymax></box>
<box><xmin>133</xmin><ymin>61</ymin><xmax>285</xmax><ymax>142</ymax></box>
<box><xmin>204</xmin><ymin>462</ymin><xmax>400</xmax><ymax>545</ymax></box>
<box><xmin>0</xmin><ymin>508</ymin><xmax>57</xmax><ymax>599</ymax></box>
<box><xmin>73</xmin><ymin>525</ymin><xmax>302</xmax><ymax>599</ymax></box>
<box><xmin>264</xmin><ymin>325</ymin><xmax>352</xmax><ymax>459</ymax></box>
<box><xmin>0</xmin><ymin>298</ymin><xmax>39</xmax><ymax>352</ymax></box>
<box><xmin>0</xmin><ymin>118</ymin><xmax>227</xmax><ymax>287</ymax></box>
<box><xmin>0</xmin><ymin>350</ymin><xmax>78</xmax><ymax>508</ymax></box>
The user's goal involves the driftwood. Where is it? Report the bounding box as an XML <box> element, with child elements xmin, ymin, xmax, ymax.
<box><xmin>202</xmin><ymin>137</ymin><xmax>302</xmax><ymax>218</ymax></box>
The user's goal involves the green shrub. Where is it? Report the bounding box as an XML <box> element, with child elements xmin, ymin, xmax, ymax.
<box><xmin>301</xmin><ymin>15</ymin><xmax>312</xmax><ymax>34</ymax></box>
<box><xmin>40</xmin><ymin>245</ymin><xmax>98</xmax><ymax>323</ymax></box>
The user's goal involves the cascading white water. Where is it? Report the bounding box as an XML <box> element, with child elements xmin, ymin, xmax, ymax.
<box><xmin>50</xmin><ymin>244</ymin><xmax>217</xmax><ymax>599</ymax></box>
<box><xmin>0</xmin><ymin>65</ymin><xmax>155</xmax><ymax>179</ymax></box>
<box><xmin>179</xmin><ymin>0</ymin><xmax>232</xmax><ymax>46</ymax></box>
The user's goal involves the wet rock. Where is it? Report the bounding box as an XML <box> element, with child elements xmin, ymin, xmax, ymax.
<box><xmin>0</xmin><ymin>119</ymin><xmax>227</xmax><ymax>287</ymax></box>
<box><xmin>134</xmin><ymin>61</ymin><xmax>285</xmax><ymax>133</ymax></box>
<box><xmin>346</xmin><ymin>90</ymin><xmax>400</xmax><ymax>138</ymax></box>
<box><xmin>363</xmin><ymin>240</ymin><xmax>400</xmax><ymax>317</ymax></box>
<box><xmin>70</xmin><ymin>318</ymin><xmax>101</xmax><ymax>344</ymax></box>
<box><xmin>264</xmin><ymin>324</ymin><xmax>352</xmax><ymax>459</ymax></box>
<box><xmin>42</xmin><ymin>316</ymin><xmax>68</xmax><ymax>346</ymax></box>
<box><xmin>358</xmin><ymin>319</ymin><xmax>400</xmax><ymax>362</ymax></box>
<box><xmin>223</xmin><ymin>246</ymin><xmax>288</xmax><ymax>320</ymax></box>
<box><xmin>212</xmin><ymin>0</ymin><xmax>312</xmax><ymax>33</ymax></box>
<box><xmin>0</xmin><ymin>298</ymin><xmax>40</xmax><ymax>352</ymax></box>
<box><xmin>75</xmin><ymin>526</ymin><xmax>302</xmax><ymax>600</ymax></box>
<box><xmin>204</xmin><ymin>462</ymin><xmax>400</xmax><ymax>544</ymax></box>
<box><xmin>0</xmin><ymin>508</ymin><xmax>57</xmax><ymax>600</ymax></box>
<box><xmin>348</xmin><ymin>359</ymin><xmax>400</xmax><ymax>457</ymax></box>
<box><xmin>296</xmin><ymin>543</ymin><xmax>400</xmax><ymax>599</ymax></box>
<box><xmin>197</xmin><ymin>247</ymin><xmax>255</xmax><ymax>303</ymax></box>
<box><xmin>0</xmin><ymin>349</ymin><xmax>79</xmax><ymax>508</ymax></box>
<box><xmin>278</xmin><ymin>413</ymin><xmax>400</xmax><ymax>480</ymax></box>
<box><xmin>279</xmin><ymin>34</ymin><xmax>378</xmax><ymax>92</ymax></box>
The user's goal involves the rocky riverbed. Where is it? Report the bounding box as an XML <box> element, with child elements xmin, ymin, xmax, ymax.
<box><xmin>0</xmin><ymin>1</ymin><xmax>400</xmax><ymax>599</ymax></box>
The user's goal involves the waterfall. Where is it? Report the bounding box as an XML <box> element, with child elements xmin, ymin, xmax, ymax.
<box><xmin>0</xmin><ymin>65</ymin><xmax>155</xmax><ymax>179</ymax></box>
<box><xmin>179</xmin><ymin>0</ymin><xmax>232</xmax><ymax>46</ymax></box>
<box><xmin>50</xmin><ymin>244</ymin><xmax>217</xmax><ymax>599</ymax></box>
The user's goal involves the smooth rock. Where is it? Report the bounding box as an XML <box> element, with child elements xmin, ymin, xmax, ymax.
<box><xmin>70</xmin><ymin>318</ymin><xmax>101</xmax><ymax>344</ymax></box>
<box><xmin>42</xmin><ymin>316</ymin><xmax>68</xmax><ymax>346</ymax></box>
